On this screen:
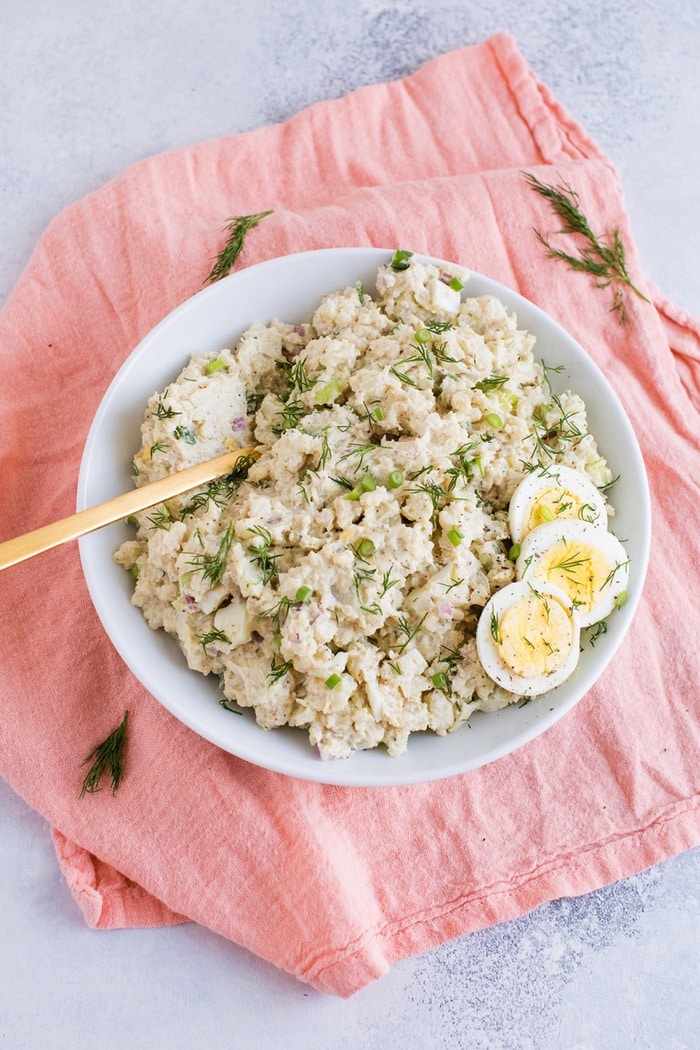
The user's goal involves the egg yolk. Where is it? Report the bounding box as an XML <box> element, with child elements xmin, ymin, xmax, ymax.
<box><xmin>532</xmin><ymin>541</ymin><xmax>610</xmax><ymax>613</ymax></box>
<box><xmin>497</xmin><ymin>593</ymin><xmax>573</xmax><ymax>677</ymax></box>
<box><xmin>525</xmin><ymin>487</ymin><xmax>585</xmax><ymax>536</ymax></box>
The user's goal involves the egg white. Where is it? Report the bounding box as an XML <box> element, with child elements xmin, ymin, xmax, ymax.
<box><xmin>516</xmin><ymin>519</ymin><xmax>629</xmax><ymax>628</ymax></box>
<box><xmin>509</xmin><ymin>465</ymin><xmax>608</xmax><ymax>545</ymax></box>
<box><xmin>476</xmin><ymin>580</ymin><xmax>581</xmax><ymax>697</ymax></box>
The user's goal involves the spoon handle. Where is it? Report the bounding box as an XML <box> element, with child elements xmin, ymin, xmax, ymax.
<box><xmin>0</xmin><ymin>447</ymin><xmax>257</xmax><ymax>571</ymax></box>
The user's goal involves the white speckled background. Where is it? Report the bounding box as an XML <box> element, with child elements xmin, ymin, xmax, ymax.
<box><xmin>1</xmin><ymin>2</ymin><xmax>698</xmax><ymax>1046</ymax></box>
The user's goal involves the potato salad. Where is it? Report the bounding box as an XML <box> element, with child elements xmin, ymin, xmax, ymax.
<box><xmin>115</xmin><ymin>253</ymin><xmax>620</xmax><ymax>759</ymax></box>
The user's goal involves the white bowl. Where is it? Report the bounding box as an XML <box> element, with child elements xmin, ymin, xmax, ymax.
<box><xmin>78</xmin><ymin>248</ymin><xmax>651</xmax><ymax>786</ymax></box>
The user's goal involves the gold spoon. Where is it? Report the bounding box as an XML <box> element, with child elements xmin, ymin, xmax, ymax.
<box><xmin>0</xmin><ymin>447</ymin><xmax>258</xmax><ymax>572</ymax></box>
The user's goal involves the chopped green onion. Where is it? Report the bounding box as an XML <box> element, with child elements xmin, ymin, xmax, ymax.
<box><xmin>128</xmin><ymin>563</ymin><xmax>139</xmax><ymax>580</ymax></box>
<box><xmin>347</xmin><ymin>486</ymin><xmax>362</xmax><ymax>501</ymax></box>
<box><xmin>325</xmin><ymin>673</ymin><xmax>342</xmax><ymax>689</ymax></box>
<box><xmin>390</xmin><ymin>249</ymin><xmax>414</xmax><ymax>270</ymax></box>
<box><xmin>313</xmin><ymin>376</ymin><xmax>345</xmax><ymax>405</ymax></box>
<box><xmin>361</xmin><ymin>473</ymin><xmax>376</xmax><ymax>492</ymax></box>
<box><xmin>431</xmin><ymin>672</ymin><xmax>449</xmax><ymax>691</ymax></box>
<box><xmin>448</xmin><ymin>276</ymin><xmax>464</xmax><ymax>291</ymax></box>
<box><xmin>295</xmin><ymin>586</ymin><xmax>312</xmax><ymax>603</ymax></box>
<box><xmin>509</xmin><ymin>543</ymin><xmax>521</xmax><ymax>561</ymax></box>
<box><xmin>540</xmin><ymin>505</ymin><xmax>555</xmax><ymax>522</ymax></box>
<box><xmin>486</xmin><ymin>413</ymin><xmax>503</xmax><ymax>428</ymax></box>
<box><xmin>447</xmin><ymin>526</ymin><xmax>464</xmax><ymax>548</ymax></box>
<box><xmin>373</xmin><ymin>405</ymin><xmax>385</xmax><ymax>421</ymax></box>
<box><xmin>469</xmin><ymin>456</ymin><xmax>484</xmax><ymax>477</ymax></box>
<box><xmin>414</xmin><ymin>327</ymin><xmax>432</xmax><ymax>344</ymax></box>
<box><xmin>614</xmin><ymin>590</ymin><xmax>628</xmax><ymax>608</ymax></box>
<box><xmin>356</xmin><ymin>538</ymin><xmax>376</xmax><ymax>560</ymax></box>
<box><xmin>387</xmin><ymin>470</ymin><xmax>404</xmax><ymax>489</ymax></box>
<box><xmin>355</xmin><ymin>281</ymin><xmax>365</xmax><ymax>305</ymax></box>
<box><xmin>205</xmin><ymin>357</ymin><xmax>227</xmax><ymax>374</ymax></box>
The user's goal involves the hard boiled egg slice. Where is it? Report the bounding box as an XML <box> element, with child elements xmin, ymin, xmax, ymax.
<box><xmin>476</xmin><ymin>581</ymin><xmax>580</xmax><ymax>696</ymax></box>
<box><xmin>509</xmin><ymin>465</ymin><xmax>608</xmax><ymax>545</ymax></box>
<box><xmin>516</xmin><ymin>520</ymin><xmax>629</xmax><ymax>628</ymax></box>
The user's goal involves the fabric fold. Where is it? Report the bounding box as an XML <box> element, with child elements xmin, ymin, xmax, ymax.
<box><xmin>1</xmin><ymin>32</ymin><xmax>698</xmax><ymax>997</ymax></box>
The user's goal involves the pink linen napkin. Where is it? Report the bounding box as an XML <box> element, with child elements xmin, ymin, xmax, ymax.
<box><xmin>1</xmin><ymin>32</ymin><xmax>698</xmax><ymax>996</ymax></box>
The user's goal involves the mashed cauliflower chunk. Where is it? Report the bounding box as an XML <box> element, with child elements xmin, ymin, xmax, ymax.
<box><xmin>115</xmin><ymin>254</ymin><xmax>613</xmax><ymax>759</ymax></box>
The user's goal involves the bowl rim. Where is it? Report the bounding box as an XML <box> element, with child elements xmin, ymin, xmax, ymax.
<box><xmin>77</xmin><ymin>246</ymin><xmax>651</xmax><ymax>786</ymax></box>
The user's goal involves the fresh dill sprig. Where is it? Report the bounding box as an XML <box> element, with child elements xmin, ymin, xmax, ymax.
<box><xmin>329</xmin><ymin>473</ymin><xmax>354</xmax><ymax>491</ymax></box>
<box><xmin>395</xmin><ymin>612</ymin><xmax>428</xmax><ymax>654</ymax></box>
<box><xmin>284</xmin><ymin>357</ymin><xmax>317</xmax><ymax>395</ymax></box>
<box><xmin>318</xmin><ymin>433</ymin><xmax>332</xmax><ymax>470</ymax></box>
<box><xmin>152</xmin><ymin>396</ymin><xmax>179</xmax><ymax>420</ymax></box>
<box><xmin>409</xmin><ymin>478</ymin><xmax>447</xmax><ymax>523</ymax></box>
<box><xmin>523</xmin><ymin>172</ymin><xmax>649</xmax><ymax>323</ymax></box>
<box><xmin>389</xmin><ymin>365</ymin><xmax>418</xmax><ymax>388</ymax></box>
<box><xmin>179</xmin><ymin>450</ymin><xmax>255</xmax><ymax>517</ymax></box>
<box><xmin>247</xmin><ymin>525</ymin><xmax>279</xmax><ymax>585</ymax></box>
<box><xmin>147</xmin><ymin>505</ymin><xmax>172</xmax><ymax>531</ymax></box>
<box><xmin>271</xmin><ymin>358</ymin><xmax>317</xmax><ymax>435</ymax></box>
<box><xmin>379</xmin><ymin>569</ymin><xmax>399</xmax><ymax>598</ymax></box>
<box><xmin>268</xmin><ymin>655</ymin><xmax>293</xmax><ymax>685</ymax></box>
<box><xmin>445</xmin><ymin>441</ymin><xmax>481</xmax><ymax>492</ymax></box>
<box><xmin>199</xmin><ymin>627</ymin><xmax>231</xmax><ymax>653</ymax></box>
<box><xmin>80</xmin><ymin>711</ymin><xmax>129</xmax><ymax>798</ymax></box>
<box><xmin>600</xmin><ymin>558</ymin><xmax>630</xmax><ymax>590</ymax></box>
<box><xmin>550</xmin><ymin>547</ymin><xmax>591</xmax><ymax>576</ymax></box>
<box><xmin>339</xmin><ymin>442</ymin><xmax>378</xmax><ymax>473</ymax></box>
<box><xmin>259</xmin><ymin>595</ymin><xmax>294</xmax><ymax>628</ymax></box>
<box><xmin>588</xmin><ymin>620</ymin><xmax>608</xmax><ymax>647</ymax></box>
<box><xmin>189</xmin><ymin>522</ymin><xmax>235</xmax><ymax>584</ymax></box>
<box><xmin>490</xmin><ymin>609</ymin><xmax>502</xmax><ymax>646</ymax></box>
<box><xmin>149</xmin><ymin>441</ymin><xmax>170</xmax><ymax>457</ymax></box>
<box><xmin>205</xmin><ymin>210</ymin><xmax>274</xmax><ymax>284</ymax></box>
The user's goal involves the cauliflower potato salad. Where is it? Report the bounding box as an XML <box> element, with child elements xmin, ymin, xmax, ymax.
<box><xmin>115</xmin><ymin>252</ymin><xmax>627</xmax><ymax>760</ymax></box>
